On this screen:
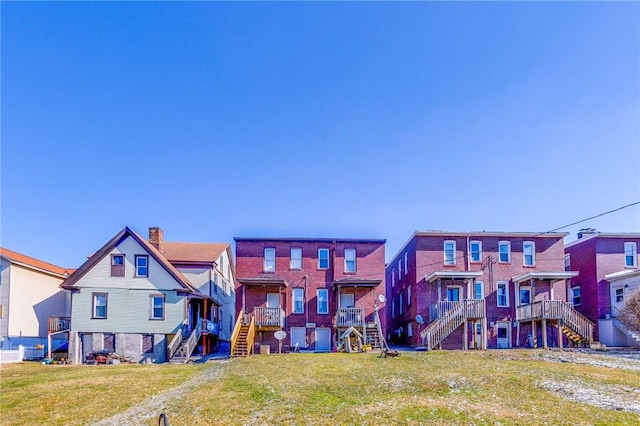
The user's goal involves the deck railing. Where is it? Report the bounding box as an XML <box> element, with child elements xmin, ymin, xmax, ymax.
<box><xmin>430</xmin><ymin>300</ymin><xmax>486</xmax><ymax>321</ymax></box>
<box><xmin>516</xmin><ymin>300</ymin><xmax>593</xmax><ymax>343</ymax></box>
<box><xmin>167</xmin><ymin>320</ymin><xmax>186</xmax><ymax>359</ymax></box>
<box><xmin>254</xmin><ymin>307</ymin><xmax>284</xmax><ymax>327</ymax></box>
<box><xmin>246</xmin><ymin>316</ymin><xmax>256</xmax><ymax>356</ymax></box>
<box><xmin>48</xmin><ymin>316</ymin><xmax>70</xmax><ymax>333</ymax></box>
<box><xmin>336</xmin><ymin>308</ymin><xmax>365</xmax><ymax>327</ymax></box>
<box><xmin>230</xmin><ymin>313</ymin><xmax>244</xmax><ymax>356</ymax></box>
<box><xmin>181</xmin><ymin>318</ymin><xmax>204</xmax><ymax>360</ymax></box>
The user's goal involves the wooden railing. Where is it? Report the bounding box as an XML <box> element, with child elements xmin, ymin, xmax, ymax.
<box><xmin>516</xmin><ymin>300</ymin><xmax>594</xmax><ymax>343</ymax></box>
<box><xmin>167</xmin><ymin>321</ymin><xmax>186</xmax><ymax>359</ymax></box>
<box><xmin>421</xmin><ymin>300</ymin><xmax>486</xmax><ymax>350</ymax></box>
<box><xmin>336</xmin><ymin>308</ymin><xmax>365</xmax><ymax>327</ymax></box>
<box><xmin>48</xmin><ymin>316</ymin><xmax>70</xmax><ymax>333</ymax></box>
<box><xmin>230</xmin><ymin>313</ymin><xmax>244</xmax><ymax>356</ymax></box>
<box><xmin>182</xmin><ymin>318</ymin><xmax>204</xmax><ymax>360</ymax></box>
<box><xmin>246</xmin><ymin>316</ymin><xmax>256</xmax><ymax>356</ymax></box>
<box><xmin>254</xmin><ymin>307</ymin><xmax>284</xmax><ymax>327</ymax></box>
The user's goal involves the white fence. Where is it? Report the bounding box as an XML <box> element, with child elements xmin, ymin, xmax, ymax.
<box><xmin>0</xmin><ymin>345</ymin><xmax>45</xmax><ymax>364</ymax></box>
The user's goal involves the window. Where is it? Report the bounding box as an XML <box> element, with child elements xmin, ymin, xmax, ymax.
<box><xmin>564</xmin><ymin>254</ymin><xmax>571</xmax><ymax>271</ymax></box>
<box><xmin>392</xmin><ymin>299</ymin><xmax>395</xmax><ymax>318</ymax></box>
<box><xmin>474</xmin><ymin>281</ymin><xmax>484</xmax><ymax>300</ymax></box>
<box><xmin>293</xmin><ymin>288</ymin><xmax>304</xmax><ymax>314</ymax></box>
<box><xmin>523</xmin><ymin>242</ymin><xmax>535</xmax><ymax>266</ymax></box>
<box><xmin>150</xmin><ymin>295</ymin><xmax>165</xmax><ymax>320</ymax></box>
<box><xmin>407</xmin><ymin>285</ymin><xmax>411</xmax><ymax>306</ymax></box>
<box><xmin>470</xmin><ymin>241</ymin><xmax>482</xmax><ymax>262</ymax></box>
<box><xmin>111</xmin><ymin>254</ymin><xmax>125</xmax><ymax>277</ymax></box>
<box><xmin>399</xmin><ymin>294</ymin><xmax>403</xmax><ymax>315</ymax></box>
<box><xmin>318</xmin><ymin>248</ymin><xmax>329</xmax><ymax>269</ymax></box>
<box><xmin>444</xmin><ymin>240</ymin><xmax>456</xmax><ymax>265</ymax></box>
<box><xmin>398</xmin><ymin>260</ymin><xmax>402</xmax><ymax>279</ymax></box>
<box><xmin>135</xmin><ymin>255</ymin><xmax>149</xmax><ymax>277</ymax></box>
<box><xmin>92</xmin><ymin>293</ymin><xmax>108</xmax><ymax>318</ymax></box>
<box><xmin>571</xmin><ymin>287</ymin><xmax>581</xmax><ymax>306</ymax></box>
<box><xmin>499</xmin><ymin>241</ymin><xmax>511</xmax><ymax>263</ymax></box>
<box><xmin>103</xmin><ymin>333</ymin><xmax>115</xmax><ymax>352</ymax></box>
<box><xmin>392</xmin><ymin>269</ymin><xmax>395</xmax><ymax>287</ymax></box>
<box><xmin>519</xmin><ymin>286</ymin><xmax>531</xmax><ymax>305</ymax></box>
<box><xmin>497</xmin><ymin>282</ymin><xmax>509</xmax><ymax>307</ymax></box>
<box><xmin>317</xmin><ymin>289</ymin><xmax>328</xmax><ymax>314</ymax></box>
<box><xmin>615</xmin><ymin>288</ymin><xmax>624</xmax><ymax>303</ymax></box>
<box><xmin>345</xmin><ymin>248</ymin><xmax>356</xmax><ymax>272</ymax></box>
<box><xmin>447</xmin><ymin>286</ymin><xmax>461</xmax><ymax>302</ymax></box>
<box><xmin>404</xmin><ymin>252</ymin><xmax>408</xmax><ymax>275</ymax></box>
<box><xmin>290</xmin><ymin>247</ymin><xmax>302</xmax><ymax>269</ymax></box>
<box><xmin>264</xmin><ymin>248</ymin><xmax>275</xmax><ymax>272</ymax></box>
<box><xmin>624</xmin><ymin>242</ymin><xmax>637</xmax><ymax>268</ymax></box>
<box><xmin>142</xmin><ymin>334</ymin><xmax>154</xmax><ymax>354</ymax></box>
<box><xmin>408</xmin><ymin>322</ymin><xmax>413</xmax><ymax>337</ymax></box>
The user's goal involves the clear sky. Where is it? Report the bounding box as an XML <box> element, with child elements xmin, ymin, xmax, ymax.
<box><xmin>2</xmin><ymin>2</ymin><xmax>639</xmax><ymax>268</ymax></box>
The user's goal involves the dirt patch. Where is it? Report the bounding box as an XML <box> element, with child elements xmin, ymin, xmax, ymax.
<box><xmin>538</xmin><ymin>349</ymin><xmax>640</xmax><ymax>371</ymax></box>
<box><xmin>540</xmin><ymin>379</ymin><xmax>640</xmax><ymax>414</ymax></box>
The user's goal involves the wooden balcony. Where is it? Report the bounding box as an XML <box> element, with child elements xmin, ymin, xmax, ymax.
<box><xmin>516</xmin><ymin>300</ymin><xmax>573</xmax><ymax>321</ymax></box>
<box><xmin>254</xmin><ymin>307</ymin><xmax>284</xmax><ymax>328</ymax></box>
<box><xmin>336</xmin><ymin>308</ymin><xmax>365</xmax><ymax>328</ymax></box>
<box><xmin>48</xmin><ymin>316</ymin><xmax>70</xmax><ymax>333</ymax></box>
<box><xmin>429</xmin><ymin>300</ymin><xmax>486</xmax><ymax>322</ymax></box>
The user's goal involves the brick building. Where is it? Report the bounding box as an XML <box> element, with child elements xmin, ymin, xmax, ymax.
<box><xmin>565</xmin><ymin>230</ymin><xmax>640</xmax><ymax>346</ymax></box>
<box><xmin>386</xmin><ymin>231</ymin><xmax>591</xmax><ymax>350</ymax></box>
<box><xmin>233</xmin><ymin>237</ymin><xmax>386</xmax><ymax>355</ymax></box>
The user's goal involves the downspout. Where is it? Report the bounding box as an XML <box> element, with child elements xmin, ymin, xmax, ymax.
<box><xmin>304</xmin><ymin>275</ymin><xmax>309</xmax><ymax>326</ymax></box>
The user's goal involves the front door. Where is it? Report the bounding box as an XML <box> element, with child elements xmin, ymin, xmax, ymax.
<box><xmin>267</xmin><ymin>293</ymin><xmax>280</xmax><ymax>308</ymax></box>
<box><xmin>290</xmin><ymin>327</ymin><xmax>306</xmax><ymax>351</ymax></box>
<box><xmin>611</xmin><ymin>285</ymin><xmax>625</xmax><ymax>315</ymax></box>
<box><xmin>340</xmin><ymin>293</ymin><xmax>355</xmax><ymax>308</ymax></box>
<box><xmin>474</xmin><ymin>322</ymin><xmax>483</xmax><ymax>349</ymax></box>
<box><xmin>315</xmin><ymin>327</ymin><xmax>331</xmax><ymax>352</ymax></box>
<box><xmin>497</xmin><ymin>322</ymin><xmax>510</xmax><ymax>349</ymax></box>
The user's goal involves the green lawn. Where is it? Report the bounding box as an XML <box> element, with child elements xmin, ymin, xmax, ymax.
<box><xmin>2</xmin><ymin>350</ymin><xmax>639</xmax><ymax>425</ymax></box>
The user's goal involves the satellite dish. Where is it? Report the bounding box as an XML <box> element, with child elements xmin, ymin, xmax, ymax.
<box><xmin>207</xmin><ymin>321</ymin><xmax>216</xmax><ymax>332</ymax></box>
<box><xmin>378</xmin><ymin>294</ymin><xmax>387</xmax><ymax>303</ymax></box>
<box><xmin>274</xmin><ymin>330</ymin><xmax>287</xmax><ymax>341</ymax></box>
<box><xmin>415</xmin><ymin>314</ymin><xmax>424</xmax><ymax>325</ymax></box>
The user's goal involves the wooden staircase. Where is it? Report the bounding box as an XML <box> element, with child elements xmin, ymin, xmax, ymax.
<box><xmin>230</xmin><ymin>314</ymin><xmax>255</xmax><ymax>357</ymax></box>
<box><xmin>169</xmin><ymin>319</ymin><xmax>204</xmax><ymax>364</ymax></box>
<box><xmin>365</xmin><ymin>326</ymin><xmax>382</xmax><ymax>350</ymax></box>
<box><xmin>232</xmin><ymin>325</ymin><xmax>251</xmax><ymax>357</ymax></box>
<box><xmin>420</xmin><ymin>300</ymin><xmax>486</xmax><ymax>350</ymax></box>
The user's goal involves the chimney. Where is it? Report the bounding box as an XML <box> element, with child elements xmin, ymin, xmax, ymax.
<box><xmin>149</xmin><ymin>227</ymin><xmax>164</xmax><ymax>252</ymax></box>
<box><xmin>577</xmin><ymin>228</ymin><xmax>597</xmax><ymax>239</ymax></box>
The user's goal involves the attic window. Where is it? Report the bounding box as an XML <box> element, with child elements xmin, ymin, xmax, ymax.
<box><xmin>135</xmin><ymin>255</ymin><xmax>149</xmax><ymax>277</ymax></box>
<box><xmin>111</xmin><ymin>254</ymin><xmax>125</xmax><ymax>277</ymax></box>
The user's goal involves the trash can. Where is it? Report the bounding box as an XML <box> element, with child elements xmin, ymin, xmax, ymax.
<box><xmin>260</xmin><ymin>345</ymin><xmax>271</xmax><ymax>355</ymax></box>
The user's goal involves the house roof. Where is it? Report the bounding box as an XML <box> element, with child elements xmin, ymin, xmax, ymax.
<box><xmin>414</xmin><ymin>231</ymin><xmax>569</xmax><ymax>238</ymax></box>
<box><xmin>333</xmin><ymin>278</ymin><xmax>382</xmax><ymax>287</ymax></box>
<box><xmin>237</xmin><ymin>276</ymin><xmax>289</xmax><ymax>286</ymax></box>
<box><xmin>234</xmin><ymin>237</ymin><xmax>386</xmax><ymax>244</ymax></box>
<box><xmin>512</xmin><ymin>271</ymin><xmax>579</xmax><ymax>284</ymax></box>
<box><xmin>425</xmin><ymin>271</ymin><xmax>483</xmax><ymax>283</ymax></box>
<box><xmin>565</xmin><ymin>232</ymin><xmax>640</xmax><ymax>248</ymax></box>
<box><xmin>60</xmin><ymin>227</ymin><xmax>201</xmax><ymax>295</ymax></box>
<box><xmin>0</xmin><ymin>247</ymin><xmax>74</xmax><ymax>278</ymax></box>
<box><xmin>163</xmin><ymin>242</ymin><xmax>229</xmax><ymax>264</ymax></box>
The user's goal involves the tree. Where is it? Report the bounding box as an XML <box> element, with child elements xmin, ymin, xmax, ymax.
<box><xmin>618</xmin><ymin>289</ymin><xmax>640</xmax><ymax>333</ymax></box>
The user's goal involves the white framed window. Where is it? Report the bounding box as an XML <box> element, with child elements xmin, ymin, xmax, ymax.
<box><xmin>408</xmin><ymin>322</ymin><xmax>413</xmax><ymax>337</ymax></box>
<box><xmin>446</xmin><ymin>286</ymin><xmax>461</xmax><ymax>302</ymax></box>
<box><xmin>399</xmin><ymin>293</ymin><xmax>403</xmax><ymax>315</ymax></box>
<box><xmin>498</xmin><ymin>241</ymin><xmax>511</xmax><ymax>263</ymax></box>
<box><xmin>615</xmin><ymin>288</ymin><xmax>624</xmax><ymax>303</ymax></box>
<box><xmin>497</xmin><ymin>282</ymin><xmax>509</xmax><ymax>307</ymax></box>
<box><xmin>444</xmin><ymin>240</ymin><xmax>456</xmax><ymax>265</ymax></box>
<box><xmin>564</xmin><ymin>253</ymin><xmax>571</xmax><ymax>271</ymax></box>
<box><xmin>292</xmin><ymin>288</ymin><xmax>304</xmax><ymax>314</ymax></box>
<box><xmin>398</xmin><ymin>260</ymin><xmax>402</xmax><ymax>279</ymax></box>
<box><xmin>407</xmin><ymin>285</ymin><xmax>411</xmax><ymax>306</ymax></box>
<box><xmin>317</xmin><ymin>289</ymin><xmax>328</xmax><ymax>314</ymax></box>
<box><xmin>150</xmin><ymin>294</ymin><xmax>165</xmax><ymax>320</ymax></box>
<box><xmin>404</xmin><ymin>252</ymin><xmax>408</xmax><ymax>275</ymax></box>
<box><xmin>135</xmin><ymin>255</ymin><xmax>149</xmax><ymax>277</ymax></box>
<box><xmin>318</xmin><ymin>248</ymin><xmax>329</xmax><ymax>269</ymax></box>
<box><xmin>624</xmin><ymin>242</ymin><xmax>637</xmax><ymax>268</ymax></box>
<box><xmin>474</xmin><ymin>281</ymin><xmax>484</xmax><ymax>300</ymax></box>
<box><xmin>519</xmin><ymin>286</ymin><xmax>531</xmax><ymax>305</ymax></box>
<box><xmin>290</xmin><ymin>247</ymin><xmax>302</xmax><ymax>269</ymax></box>
<box><xmin>470</xmin><ymin>241</ymin><xmax>482</xmax><ymax>262</ymax></box>
<box><xmin>392</xmin><ymin>299</ymin><xmax>395</xmax><ymax>318</ymax></box>
<box><xmin>392</xmin><ymin>269</ymin><xmax>395</xmax><ymax>287</ymax></box>
<box><xmin>345</xmin><ymin>248</ymin><xmax>356</xmax><ymax>272</ymax></box>
<box><xmin>92</xmin><ymin>293</ymin><xmax>108</xmax><ymax>319</ymax></box>
<box><xmin>523</xmin><ymin>241</ymin><xmax>535</xmax><ymax>266</ymax></box>
<box><xmin>571</xmin><ymin>287</ymin><xmax>581</xmax><ymax>306</ymax></box>
<box><xmin>264</xmin><ymin>248</ymin><xmax>276</xmax><ymax>272</ymax></box>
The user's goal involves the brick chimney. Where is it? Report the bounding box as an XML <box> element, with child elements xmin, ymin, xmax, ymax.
<box><xmin>149</xmin><ymin>227</ymin><xmax>164</xmax><ymax>252</ymax></box>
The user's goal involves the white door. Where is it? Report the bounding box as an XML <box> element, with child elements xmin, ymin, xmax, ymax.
<box><xmin>267</xmin><ymin>293</ymin><xmax>280</xmax><ymax>308</ymax></box>
<box><xmin>290</xmin><ymin>327</ymin><xmax>306</xmax><ymax>351</ymax></box>
<box><xmin>474</xmin><ymin>322</ymin><xmax>482</xmax><ymax>349</ymax></box>
<box><xmin>611</xmin><ymin>285</ymin><xmax>625</xmax><ymax>315</ymax></box>
<box><xmin>315</xmin><ymin>328</ymin><xmax>331</xmax><ymax>352</ymax></box>
<box><xmin>340</xmin><ymin>293</ymin><xmax>355</xmax><ymax>308</ymax></box>
<box><xmin>497</xmin><ymin>322</ymin><xmax>510</xmax><ymax>349</ymax></box>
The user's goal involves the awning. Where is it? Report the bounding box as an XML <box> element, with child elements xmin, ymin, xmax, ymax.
<box><xmin>425</xmin><ymin>271</ymin><xmax>483</xmax><ymax>283</ymax></box>
<box><xmin>512</xmin><ymin>271</ymin><xmax>578</xmax><ymax>284</ymax></box>
<box><xmin>237</xmin><ymin>277</ymin><xmax>289</xmax><ymax>287</ymax></box>
<box><xmin>605</xmin><ymin>269</ymin><xmax>640</xmax><ymax>282</ymax></box>
<box><xmin>333</xmin><ymin>278</ymin><xmax>382</xmax><ymax>288</ymax></box>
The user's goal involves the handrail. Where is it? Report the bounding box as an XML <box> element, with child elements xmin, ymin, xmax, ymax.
<box><xmin>516</xmin><ymin>300</ymin><xmax>594</xmax><ymax>343</ymax></box>
<box><xmin>254</xmin><ymin>307</ymin><xmax>284</xmax><ymax>327</ymax></box>
<box><xmin>167</xmin><ymin>320</ymin><xmax>186</xmax><ymax>359</ymax></box>
<box><xmin>246</xmin><ymin>316</ymin><xmax>256</xmax><ymax>356</ymax></box>
<box><xmin>230</xmin><ymin>313</ymin><xmax>244</xmax><ymax>355</ymax></box>
<box><xmin>48</xmin><ymin>316</ymin><xmax>71</xmax><ymax>333</ymax></box>
<box><xmin>336</xmin><ymin>308</ymin><xmax>366</xmax><ymax>327</ymax></box>
<box><xmin>182</xmin><ymin>318</ymin><xmax>204</xmax><ymax>360</ymax></box>
<box><xmin>421</xmin><ymin>299</ymin><xmax>486</xmax><ymax>350</ymax></box>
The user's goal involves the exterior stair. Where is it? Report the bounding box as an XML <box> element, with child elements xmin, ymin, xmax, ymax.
<box><xmin>365</xmin><ymin>326</ymin><xmax>381</xmax><ymax>350</ymax></box>
<box><xmin>612</xmin><ymin>317</ymin><xmax>640</xmax><ymax>347</ymax></box>
<box><xmin>169</xmin><ymin>319</ymin><xmax>204</xmax><ymax>364</ymax></box>
<box><xmin>232</xmin><ymin>325</ymin><xmax>251</xmax><ymax>357</ymax></box>
<box><xmin>421</xmin><ymin>302</ymin><xmax>465</xmax><ymax>350</ymax></box>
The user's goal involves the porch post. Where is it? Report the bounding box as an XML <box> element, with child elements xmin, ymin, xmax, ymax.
<box><xmin>542</xmin><ymin>318</ymin><xmax>548</xmax><ymax>349</ymax></box>
<box><xmin>558</xmin><ymin>320</ymin><xmax>564</xmax><ymax>349</ymax></box>
<box><xmin>532</xmin><ymin>320</ymin><xmax>537</xmax><ymax>348</ymax></box>
<box><xmin>481</xmin><ymin>317</ymin><xmax>487</xmax><ymax>350</ymax></box>
<box><xmin>437</xmin><ymin>278</ymin><xmax>442</xmax><ymax>301</ymax></box>
<box><xmin>463</xmin><ymin>320</ymin><xmax>468</xmax><ymax>350</ymax></box>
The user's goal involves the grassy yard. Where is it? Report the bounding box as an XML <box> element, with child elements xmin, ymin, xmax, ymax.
<box><xmin>1</xmin><ymin>350</ymin><xmax>639</xmax><ymax>425</ymax></box>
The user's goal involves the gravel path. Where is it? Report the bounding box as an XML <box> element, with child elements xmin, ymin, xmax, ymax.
<box><xmin>92</xmin><ymin>360</ymin><xmax>229</xmax><ymax>426</ymax></box>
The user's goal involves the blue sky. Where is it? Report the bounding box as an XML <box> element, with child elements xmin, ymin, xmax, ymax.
<box><xmin>2</xmin><ymin>2</ymin><xmax>639</xmax><ymax>268</ymax></box>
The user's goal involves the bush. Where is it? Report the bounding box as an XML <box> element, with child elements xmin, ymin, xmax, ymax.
<box><xmin>618</xmin><ymin>289</ymin><xmax>640</xmax><ymax>333</ymax></box>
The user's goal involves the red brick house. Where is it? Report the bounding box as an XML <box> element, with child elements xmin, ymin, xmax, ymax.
<box><xmin>233</xmin><ymin>237</ymin><xmax>386</xmax><ymax>355</ymax></box>
<box><xmin>386</xmin><ymin>231</ymin><xmax>592</xmax><ymax>350</ymax></box>
<box><xmin>565</xmin><ymin>230</ymin><xmax>640</xmax><ymax>347</ymax></box>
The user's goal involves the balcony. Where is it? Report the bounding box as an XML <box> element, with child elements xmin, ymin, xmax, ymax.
<box><xmin>336</xmin><ymin>308</ymin><xmax>365</xmax><ymax>328</ymax></box>
<box><xmin>429</xmin><ymin>300</ymin><xmax>486</xmax><ymax>322</ymax></box>
<box><xmin>254</xmin><ymin>307</ymin><xmax>284</xmax><ymax>328</ymax></box>
<box><xmin>516</xmin><ymin>300</ymin><xmax>573</xmax><ymax>321</ymax></box>
<box><xmin>48</xmin><ymin>316</ymin><xmax>70</xmax><ymax>333</ymax></box>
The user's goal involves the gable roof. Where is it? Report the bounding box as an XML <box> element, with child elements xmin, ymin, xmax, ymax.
<box><xmin>163</xmin><ymin>242</ymin><xmax>228</xmax><ymax>264</ymax></box>
<box><xmin>60</xmin><ymin>227</ymin><xmax>200</xmax><ymax>294</ymax></box>
<box><xmin>0</xmin><ymin>247</ymin><xmax>74</xmax><ymax>278</ymax></box>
